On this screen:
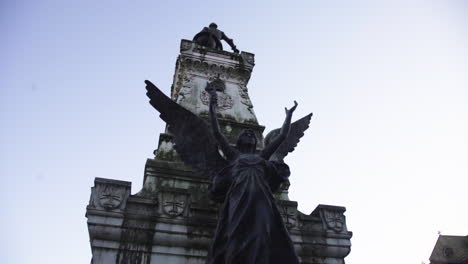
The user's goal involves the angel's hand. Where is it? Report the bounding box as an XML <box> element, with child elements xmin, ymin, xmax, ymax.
<box><xmin>284</xmin><ymin>100</ymin><xmax>298</xmax><ymax>116</ymax></box>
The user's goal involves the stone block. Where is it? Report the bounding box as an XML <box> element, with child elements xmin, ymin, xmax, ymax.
<box><xmin>88</xmin><ymin>178</ymin><xmax>131</xmax><ymax>212</ymax></box>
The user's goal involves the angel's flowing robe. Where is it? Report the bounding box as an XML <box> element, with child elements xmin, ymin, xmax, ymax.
<box><xmin>207</xmin><ymin>153</ymin><xmax>300</xmax><ymax>264</ymax></box>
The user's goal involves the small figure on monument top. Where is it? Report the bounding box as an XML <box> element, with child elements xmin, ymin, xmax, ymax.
<box><xmin>193</xmin><ymin>23</ymin><xmax>240</xmax><ymax>53</ymax></box>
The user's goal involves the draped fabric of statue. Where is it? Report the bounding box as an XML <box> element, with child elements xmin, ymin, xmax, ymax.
<box><xmin>207</xmin><ymin>155</ymin><xmax>299</xmax><ymax>264</ymax></box>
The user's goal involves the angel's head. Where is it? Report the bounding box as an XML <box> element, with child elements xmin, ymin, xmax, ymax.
<box><xmin>236</xmin><ymin>129</ymin><xmax>257</xmax><ymax>153</ymax></box>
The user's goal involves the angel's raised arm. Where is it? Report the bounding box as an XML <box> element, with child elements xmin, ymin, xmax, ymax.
<box><xmin>209</xmin><ymin>91</ymin><xmax>238</xmax><ymax>160</ymax></box>
<box><xmin>261</xmin><ymin>101</ymin><xmax>298</xmax><ymax>160</ymax></box>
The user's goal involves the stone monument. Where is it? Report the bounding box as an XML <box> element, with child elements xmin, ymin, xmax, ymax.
<box><xmin>86</xmin><ymin>25</ymin><xmax>352</xmax><ymax>264</ymax></box>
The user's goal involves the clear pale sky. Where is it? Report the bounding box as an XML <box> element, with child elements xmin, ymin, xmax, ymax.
<box><xmin>1</xmin><ymin>0</ymin><xmax>467</xmax><ymax>263</ymax></box>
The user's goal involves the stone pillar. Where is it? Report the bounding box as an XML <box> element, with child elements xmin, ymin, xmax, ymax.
<box><xmin>86</xmin><ymin>178</ymin><xmax>132</xmax><ymax>263</ymax></box>
<box><xmin>172</xmin><ymin>39</ymin><xmax>258</xmax><ymax>125</ymax></box>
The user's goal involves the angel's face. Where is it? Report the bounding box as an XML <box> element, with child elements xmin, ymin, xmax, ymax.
<box><xmin>237</xmin><ymin>129</ymin><xmax>257</xmax><ymax>153</ymax></box>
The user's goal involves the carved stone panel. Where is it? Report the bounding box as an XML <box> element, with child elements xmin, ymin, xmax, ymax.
<box><xmin>241</xmin><ymin>52</ymin><xmax>255</xmax><ymax>66</ymax></box>
<box><xmin>180</xmin><ymin>39</ymin><xmax>193</xmax><ymax>52</ymax></box>
<box><xmin>159</xmin><ymin>189</ymin><xmax>190</xmax><ymax>217</ymax></box>
<box><xmin>238</xmin><ymin>84</ymin><xmax>255</xmax><ymax>116</ymax></box>
<box><xmin>315</xmin><ymin>204</ymin><xmax>348</xmax><ymax>234</ymax></box>
<box><xmin>200</xmin><ymin>77</ymin><xmax>234</xmax><ymax>111</ymax></box>
<box><xmin>277</xmin><ymin>200</ymin><xmax>298</xmax><ymax>230</ymax></box>
<box><xmin>89</xmin><ymin>178</ymin><xmax>131</xmax><ymax>212</ymax></box>
<box><xmin>323</xmin><ymin>209</ymin><xmax>345</xmax><ymax>232</ymax></box>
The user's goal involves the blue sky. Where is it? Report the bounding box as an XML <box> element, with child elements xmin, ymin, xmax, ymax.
<box><xmin>1</xmin><ymin>1</ymin><xmax>467</xmax><ymax>263</ymax></box>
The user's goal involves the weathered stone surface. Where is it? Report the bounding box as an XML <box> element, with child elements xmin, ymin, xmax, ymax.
<box><xmin>86</xmin><ymin>39</ymin><xmax>352</xmax><ymax>264</ymax></box>
<box><xmin>429</xmin><ymin>235</ymin><xmax>468</xmax><ymax>264</ymax></box>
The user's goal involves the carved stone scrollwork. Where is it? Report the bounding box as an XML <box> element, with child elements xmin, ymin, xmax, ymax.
<box><xmin>89</xmin><ymin>178</ymin><xmax>131</xmax><ymax>212</ymax></box>
<box><xmin>239</xmin><ymin>84</ymin><xmax>255</xmax><ymax>116</ymax></box>
<box><xmin>180</xmin><ymin>58</ymin><xmax>251</xmax><ymax>83</ymax></box>
<box><xmin>176</xmin><ymin>74</ymin><xmax>194</xmax><ymax>101</ymax></box>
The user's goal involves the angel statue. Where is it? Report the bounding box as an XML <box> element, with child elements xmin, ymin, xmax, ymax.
<box><xmin>145</xmin><ymin>80</ymin><xmax>312</xmax><ymax>264</ymax></box>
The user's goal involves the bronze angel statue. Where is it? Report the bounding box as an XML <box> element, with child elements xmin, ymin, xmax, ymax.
<box><xmin>145</xmin><ymin>80</ymin><xmax>312</xmax><ymax>264</ymax></box>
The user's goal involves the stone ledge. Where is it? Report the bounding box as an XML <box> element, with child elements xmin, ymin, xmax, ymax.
<box><xmin>94</xmin><ymin>177</ymin><xmax>132</xmax><ymax>187</ymax></box>
<box><xmin>180</xmin><ymin>39</ymin><xmax>254</xmax><ymax>70</ymax></box>
<box><xmin>86</xmin><ymin>207</ymin><xmax>125</xmax><ymax>218</ymax></box>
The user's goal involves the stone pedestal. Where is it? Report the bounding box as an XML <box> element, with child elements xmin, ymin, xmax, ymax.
<box><xmin>86</xmin><ymin>40</ymin><xmax>352</xmax><ymax>264</ymax></box>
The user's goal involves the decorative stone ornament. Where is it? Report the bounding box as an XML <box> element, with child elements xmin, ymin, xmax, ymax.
<box><xmin>200</xmin><ymin>90</ymin><xmax>233</xmax><ymax>111</ymax></box>
<box><xmin>99</xmin><ymin>189</ymin><xmax>122</xmax><ymax>210</ymax></box>
<box><xmin>89</xmin><ymin>178</ymin><xmax>131</xmax><ymax>212</ymax></box>
<box><xmin>160</xmin><ymin>189</ymin><xmax>190</xmax><ymax>217</ymax></box>
<box><xmin>315</xmin><ymin>204</ymin><xmax>348</xmax><ymax>234</ymax></box>
<box><xmin>201</xmin><ymin>77</ymin><xmax>234</xmax><ymax>111</ymax></box>
<box><xmin>323</xmin><ymin>209</ymin><xmax>345</xmax><ymax>233</ymax></box>
<box><xmin>281</xmin><ymin>205</ymin><xmax>297</xmax><ymax>229</ymax></box>
<box><xmin>241</xmin><ymin>52</ymin><xmax>255</xmax><ymax>66</ymax></box>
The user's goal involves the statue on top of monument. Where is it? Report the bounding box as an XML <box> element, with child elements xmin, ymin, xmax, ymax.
<box><xmin>193</xmin><ymin>23</ymin><xmax>240</xmax><ymax>53</ymax></box>
<box><xmin>145</xmin><ymin>80</ymin><xmax>312</xmax><ymax>264</ymax></box>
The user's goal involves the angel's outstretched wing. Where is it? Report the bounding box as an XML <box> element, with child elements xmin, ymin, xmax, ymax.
<box><xmin>264</xmin><ymin>113</ymin><xmax>313</xmax><ymax>162</ymax></box>
<box><xmin>145</xmin><ymin>80</ymin><xmax>227</xmax><ymax>176</ymax></box>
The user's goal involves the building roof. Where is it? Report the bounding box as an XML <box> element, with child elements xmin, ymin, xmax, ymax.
<box><xmin>430</xmin><ymin>235</ymin><xmax>468</xmax><ymax>264</ymax></box>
